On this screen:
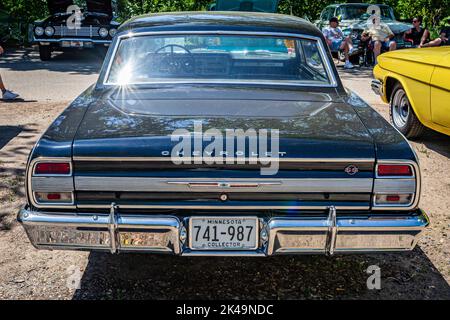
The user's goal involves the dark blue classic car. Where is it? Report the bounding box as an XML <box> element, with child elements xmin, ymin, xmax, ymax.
<box><xmin>18</xmin><ymin>12</ymin><xmax>428</xmax><ymax>256</ymax></box>
<box><xmin>31</xmin><ymin>1</ymin><xmax>120</xmax><ymax>61</ymax></box>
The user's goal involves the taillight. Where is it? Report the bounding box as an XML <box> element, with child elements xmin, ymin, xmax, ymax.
<box><xmin>375</xmin><ymin>194</ymin><xmax>413</xmax><ymax>205</ymax></box>
<box><xmin>34</xmin><ymin>162</ymin><xmax>71</xmax><ymax>175</ymax></box>
<box><xmin>34</xmin><ymin>192</ymin><xmax>72</xmax><ymax>204</ymax></box>
<box><xmin>377</xmin><ymin>164</ymin><xmax>413</xmax><ymax>177</ymax></box>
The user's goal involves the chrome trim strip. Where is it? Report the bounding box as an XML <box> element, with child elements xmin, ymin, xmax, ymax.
<box><xmin>373</xmin><ymin>160</ymin><xmax>421</xmax><ymax>211</ymax></box>
<box><xmin>167</xmin><ymin>181</ymin><xmax>282</xmax><ymax>188</ymax></box>
<box><xmin>373</xmin><ymin>179</ymin><xmax>416</xmax><ymax>194</ymax></box>
<box><xmin>75</xmin><ymin>204</ymin><xmax>370</xmax><ymax>210</ymax></box>
<box><xmin>181</xmin><ymin>250</ymin><xmax>266</xmax><ymax>257</ymax></box>
<box><xmin>34</xmin><ymin>37</ymin><xmax>111</xmax><ymax>44</ymax></box>
<box><xmin>101</xmin><ymin>30</ymin><xmax>338</xmax><ymax>88</ymax></box>
<box><xmin>74</xmin><ymin>177</ymin><xmax>374</xmax><ymax>193</ymax></box>
<box><xmin>72</xmin><ymin>156</ymin><xmax>375</xmax><ymax>163</ymax></box>
<box><xmin>31</xmin><ymin>177</ymin><xmax>74</xmax><ymax>192</ymax></box>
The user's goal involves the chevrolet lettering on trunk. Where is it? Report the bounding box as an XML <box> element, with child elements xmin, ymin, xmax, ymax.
<box><xmin>18</xmin><ymin>11</ymin><xmax>429</xmax><ymax>257</ymax></box>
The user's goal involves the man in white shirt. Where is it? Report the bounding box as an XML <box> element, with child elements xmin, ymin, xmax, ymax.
<box><xmin>361</xmin><ymin>18</ymin><xmax>396</xmax><ymax>65</ymax></box>
<box><xmin>322</xmin><ymin>17</ymin><xmax>354</xmax><ymax>69</ymax></box>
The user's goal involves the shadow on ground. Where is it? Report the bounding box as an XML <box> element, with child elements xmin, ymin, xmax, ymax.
<box><xmin>415</xmin><ymin>129</ymin><xmax>450</xmax><ymax>159</ymax></box>
<box><xmin>73</xmin><ymin>247</ymin><xmax>450</xmax><ymax>300</ymax></box>
<box><xmin>337</xmin><ymin>66</ymin><xmax>375</xmax><ymax>79</ymax></box>
<box><xmin>0</xmin><ymin>48</ymin><xmax>104</xmax><ymax>75</ymax></box>
<box><xmin>0</xmin><ymin>126</ymin><xmax>23</xmax><ymax>149</ymax></box>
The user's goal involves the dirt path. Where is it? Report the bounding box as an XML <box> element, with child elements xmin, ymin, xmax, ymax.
<box><xmin>0</xmin><ymin>69</ymin><xmax>449</xmax><ymax>300</ymax></box>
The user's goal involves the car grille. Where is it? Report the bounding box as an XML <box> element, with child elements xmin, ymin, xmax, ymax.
<box><xmin>54</xmin><ymin>26</ymin><xmax>100</xmax><ymax>37</ymax></box>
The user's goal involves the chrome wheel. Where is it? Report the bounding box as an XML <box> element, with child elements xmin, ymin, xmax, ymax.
<box><xmin>391</xmin><ymin>89</ymin><xmax>410</xmax><ymax>129</ymax></box>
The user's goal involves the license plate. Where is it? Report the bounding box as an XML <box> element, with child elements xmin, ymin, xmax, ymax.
<box><xmin>189</xmin><ymin>217</ymin><xmax>259</xmax><ymax>250</ymax></box>
<box><xmin>70</xmin><ymin>41</ymin><xmax>83</xmax><ymax>47</ymax></box>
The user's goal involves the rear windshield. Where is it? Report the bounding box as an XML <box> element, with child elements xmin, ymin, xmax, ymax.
<box><xmin>105</xmin><ymin>34</ymin><xmax>332</xmax><ymax>86</ymax></box>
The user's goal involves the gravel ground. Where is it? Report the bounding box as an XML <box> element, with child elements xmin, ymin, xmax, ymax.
<box><xmin>0</xmin><ymin>57</ymin><xmax>449</xmax><ymax>300</ymax></box>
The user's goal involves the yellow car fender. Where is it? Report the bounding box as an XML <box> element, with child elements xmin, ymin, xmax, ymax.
<box><xmin>374</xmin><ymin>63</ymin><xmax>432</xmax><ymax>129</ymax></box>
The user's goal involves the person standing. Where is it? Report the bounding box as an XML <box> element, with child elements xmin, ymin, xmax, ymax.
<box><xmin>404</xmin><ymin>17</ymin><xmax>430</xmax><ymax>47</ymax></box>
<box><xmin>322</xmin><ymin>17</ymin><xmax>355</xmax><ymax>69</ymax></box>
<box><xmin>0</xmin><ymin>45</ymin><xmax>20</xmax><ymax>100</ymax></box>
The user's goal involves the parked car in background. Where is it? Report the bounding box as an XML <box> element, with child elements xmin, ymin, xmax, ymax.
<box><xmin>372</xmin><ymin>47</ymin><xmax>450</xmax><ymax>138</ymax></box>
<box><xmin>316</xmin><ymin>3</ymin><xmax>412</xmax><ymax>64</ymax></box>
<box><xmin>18</xmin><ymin>11</ymin><xmax>428</xmax><ymax>256</ymax></box>
<box><xmin>31</xmin><ymin>0</ymin><xmax>120</xmax><ymax>61</ymax></box>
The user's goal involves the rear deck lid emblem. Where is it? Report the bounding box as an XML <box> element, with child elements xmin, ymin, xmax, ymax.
<box><xmin>345</xmin><ymin>165</ymin><xmax>359</xmax><ymax>175</ymax></box>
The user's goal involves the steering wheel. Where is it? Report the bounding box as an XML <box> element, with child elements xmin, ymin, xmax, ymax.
<box><xmin>154</xmin><ymin>44</ymin><xmax>195</xmax><ymax>73</ymax></box>
<box><xmin>155</xmin><ymin>44</ymin><xmax>192</xmax><ymax>55</ymax></box>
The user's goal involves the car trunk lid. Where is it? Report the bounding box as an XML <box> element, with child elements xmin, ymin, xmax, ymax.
<box><xmin>71</xmin><ymin>88</ymin><xmax>376</xmax><ymax>211</ymax></box>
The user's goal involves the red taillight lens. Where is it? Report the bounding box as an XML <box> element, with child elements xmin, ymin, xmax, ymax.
<box><xmin>377</xmin><ymin>164</ymin><xmax>412</xmax><ymax>177</ymax></box>
<box><xmin>386</xmin><ymin>195</ymin><xmax>401</xmax><ymax>202</ymax></box>
<box><xmin>34</xmin><ymin>162</ymin><xmax>71</xmax><ymax>175</ymax></box>
<box><xmin>46</xmin><ymin>193</ymin><xmax>61</xmax><ymax>200</ymax></box>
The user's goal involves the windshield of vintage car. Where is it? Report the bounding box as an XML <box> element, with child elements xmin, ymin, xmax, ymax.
<box><xmin>337</xmin><ymin>5</ymin><xmax>395</xmax><ymax>20</ymax></box>
<box><xmin>106</xmin><ymin>34</ymin><xmax>331</xmax><ymax>86</ymax></box>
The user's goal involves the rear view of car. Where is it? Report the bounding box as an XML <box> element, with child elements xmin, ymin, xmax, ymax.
<box><xmin>18</xmin><ymin>12</ymin><xmax>429</xmax><ymax>256</ymax></box>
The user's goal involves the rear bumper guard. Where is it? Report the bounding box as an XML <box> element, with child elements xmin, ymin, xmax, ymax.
<box><xmin>18</xmin><ymin>205</ymin><xmax>429</xmax><ymax>256</ymax></box>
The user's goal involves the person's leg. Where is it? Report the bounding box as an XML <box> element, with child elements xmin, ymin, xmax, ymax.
<box><xmin>345</xmin><ymin>36</ymin><xmax>354</xmax><ymax>51</ymax></box>
<box><xmin>373</xmin><ymin>40</ymin><xmax>382</xmax><ymax>64</ymax></box>
<box><xmin>389</xmin><ymin>41</ymin><xmax>397</xmax><ymax>51</ymax></box>
<box><xmin>0</xmin><ymin>73</ymin><xmax>6</xmax><ymax>93</ymax></box>
<box><xmin>421</xmin><ymin>38</ymin><xmax>442</xmax><ymax>47</ymax></box>
<box><xmin>0</xmin><ymin>72</ymin><xmax>19</xmax><ymax>100</ymax></box>
<box><xmin>340</xmin><ymin>40</ymin><xmax>349</xmax><ymax>61</ymax></box>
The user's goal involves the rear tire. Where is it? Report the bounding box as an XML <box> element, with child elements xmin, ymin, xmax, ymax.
<box><xmin>389</xmin><ymin>83</ymin><xmax>425</xmax><ymax>139</ymax></box>
<box><xmin>39</xmin><ymin>45</ymin><xmax>52</xmax><ymax>61</ymax></box>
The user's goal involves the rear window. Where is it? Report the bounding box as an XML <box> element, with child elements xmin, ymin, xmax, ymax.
<box><xmin>105</xmin><ymin>34</ymin><xmax>333</xmax><ymax>86</ymax></box>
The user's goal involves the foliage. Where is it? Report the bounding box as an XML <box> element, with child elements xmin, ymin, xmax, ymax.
<box><xmin>0</xmin><ymin>0</ymin><xmax>449</xmax><ymax>43</ymax></box>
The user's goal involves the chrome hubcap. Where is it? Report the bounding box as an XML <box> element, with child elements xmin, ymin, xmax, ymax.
<box><xmin>392</xmin><ymin>89</ymin><xmax>410</xmax><ymax>128</ymax></box>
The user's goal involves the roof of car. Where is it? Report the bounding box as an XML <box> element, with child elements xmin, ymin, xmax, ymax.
<box><xmin>118</xmin><ymin>11</ymin><xmax>322</xmax><ymax>37</ymax></box>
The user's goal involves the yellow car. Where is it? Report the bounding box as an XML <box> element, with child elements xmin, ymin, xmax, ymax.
<box><xmin>372</xmin><ymin>47</ymin><xmax>450</xmax><ymax>138</ymax></box>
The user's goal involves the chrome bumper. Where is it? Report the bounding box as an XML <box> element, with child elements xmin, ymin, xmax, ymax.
<box><xmin>34</xmin><ymin>37</ymin><xmax>111</xmax><ymax>46</ymax></box>
<box><xmin>18</xmin><ymin>206</ymin><xmax>429</xmax><ymax>256</ymax></box>
<box><xmin>371</xmin><ymin>79</ymin><xmax>383</xmax><ymax>96</ymax></box>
